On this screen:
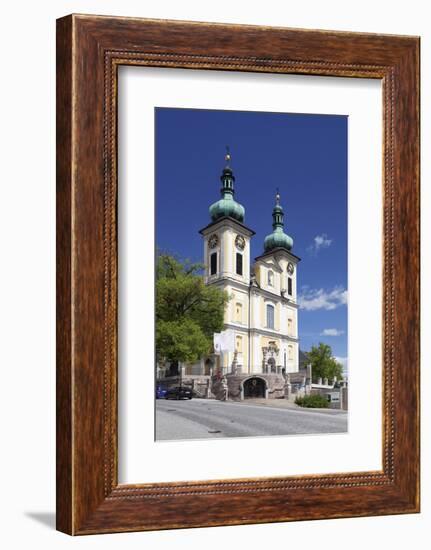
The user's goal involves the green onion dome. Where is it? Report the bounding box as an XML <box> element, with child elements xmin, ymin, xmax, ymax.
<box><xmin>209</xmin><ymin>152</ymin><xmax>245</xmax><ymax>223</ymax></box>
<box><xmin>264</xmin><ymin>191</ymin><xmax>294</xmax><ymax>252</ymax></box>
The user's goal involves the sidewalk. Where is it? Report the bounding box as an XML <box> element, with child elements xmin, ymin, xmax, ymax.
<box><xmin>234</xmin><ymin>397</ymin><xmax>346</xmax><ymax>414</ymax></box>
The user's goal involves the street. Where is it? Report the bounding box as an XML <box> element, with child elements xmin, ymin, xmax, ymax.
<box><xmin>156</xmin><ymin>398</ymin><xmax>348</xmax><ymax>441</ymax></box>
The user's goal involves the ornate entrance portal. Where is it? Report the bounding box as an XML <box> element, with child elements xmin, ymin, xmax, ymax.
<box><xmin>262</xmin><ymin>342</ymin><xmax>279</xmax><ymax>373</ymax></box>
<box><xmin>243</xmin><ymin>377</ymin><xmax>266</xmax><ymax>399</ymax></box>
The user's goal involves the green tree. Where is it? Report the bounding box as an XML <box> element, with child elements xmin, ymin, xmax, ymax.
<box><xmin>307</xmin><ymin>342</ymin><xmax>343</xmax><ymax>382</ymax></box>
<box><xmin>156</xmin><ymin>253</ymin><xmax>229</xmax><ymax>367</ymax></box>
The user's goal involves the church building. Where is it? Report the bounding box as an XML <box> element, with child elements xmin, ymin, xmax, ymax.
<box><xmin>195</xmin><ymin>150</ymin><xmax>301</xmax><ymax>390</ymax></box>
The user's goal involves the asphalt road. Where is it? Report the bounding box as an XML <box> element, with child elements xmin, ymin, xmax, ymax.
<box><xmin>156</xmin><ymin>398</ymin><xmax>348</xmax><ymax>441</ymax></box>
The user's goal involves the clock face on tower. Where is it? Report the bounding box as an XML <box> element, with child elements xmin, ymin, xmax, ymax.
<box><xmin>235</xmin><ymin>234</ymin><xmax>245</xmax><ymax>250</ymax></box>
<box><xmin>208</xmin><ymin>234</ymin><xmax>219</xmax><ymax>249</ymax></box>
<box><xmin>287</xmin><ymin>262</ymin><xmax>295</xmax><ymax>275</ymax></box>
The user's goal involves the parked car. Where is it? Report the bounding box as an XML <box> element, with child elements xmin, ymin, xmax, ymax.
<box><xmin>165</xmin><ymin>386</ymin><xmax>193</xmax><ymax>400</ymax></box>
<box><xmin>155</xmin><ymin>385</ymin><xmax>167</xmax><ymax>399</ymax></box>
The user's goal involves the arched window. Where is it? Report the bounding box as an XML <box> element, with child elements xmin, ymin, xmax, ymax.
<box><xmin>210</xmin><ymin>252</ymin><xmax>217</xmax><ymax>275</ymax></box>
<box><xmin>236</xmin><ymin>335</ymin><xmax>243</xmax><ymax>352</ymax></box>
<box><xmin>236</xmin><ymin>253</ymin><xmax>243</xmax><ymax>276</ymax></box>
<box><xmin>287</xmin><ymin>318</ymin><xmax>293</xmax><ymax>336</ymax></box>
<box><xmin>288</xmin><ymin>345</ymin><xmax>294</xmax><ymax>360</ymax></box>
<box><xmin>268</xmin><ymin>270</ymin><xmax>274</xmax><ymax>286</ymax></box>
<box><xmin>287</xmin><ymin>276</ymin><xmax>293</xmax><ymax>296</ymax></box>
<box><xmin>266</xmin><ymin>304</ymin><xmax>275</xmax><ymax>329</ymax></box>
<box><xmin>235</xmin><ymin>302</ymin><xmax>243</xmax><ymax>323</ymax></box>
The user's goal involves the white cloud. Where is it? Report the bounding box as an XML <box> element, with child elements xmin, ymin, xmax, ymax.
<box><xmin>321</xmin><ymin>328</ymin><xmax>345</xmax><ymax>336</ymax></box>
<box><xmin>308</xmin><ymin>233</ymin><xmax>332</xmax><ymax>254</ymax></box>
<box><xmin>298</xmin><ymin>286</ymin><xmax>348</xmax><ymax>311</ymax></box>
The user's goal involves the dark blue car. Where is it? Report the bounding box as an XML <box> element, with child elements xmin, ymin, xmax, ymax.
<box><xmin>155</xmin><ymin>385</ymin><xmax>167</xmax><ymax>399</ymax></box>
<box><xmin>165</xmin><ymin>386</ymin><xmax>193</xmax><ymax>400</ymax></box>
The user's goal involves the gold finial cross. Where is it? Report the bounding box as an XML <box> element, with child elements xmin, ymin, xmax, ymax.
<box><xmin>225</xmin><ymin>145</ymin><xmax>231</xmax><ymax>165</ymax></box>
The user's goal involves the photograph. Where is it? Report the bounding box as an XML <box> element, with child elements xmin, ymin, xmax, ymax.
<box><xmin>0</xmin><ymin>3</ymin><xmax>421</xmax><ymax>545</ymax></box>
<box><xmin>154</xmin><ymin>107</ymin><xmax>349</xmax><ymax>441</ymax></box>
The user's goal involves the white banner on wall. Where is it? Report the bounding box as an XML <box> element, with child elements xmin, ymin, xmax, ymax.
<box><xmin>214</xmin><ymin>330</ymin><xmax>235</xmax><ymax>353</ymax></box>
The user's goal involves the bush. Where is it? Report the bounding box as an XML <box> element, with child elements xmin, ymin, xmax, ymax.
<box><xmin>295</xmin><ymin>394</ymin><xmax>329</xmax><ymax>408</ymax></box>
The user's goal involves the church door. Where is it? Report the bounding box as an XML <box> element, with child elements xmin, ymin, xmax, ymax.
<box><xmin>243</xmin><ymin>377</ymin><xmax>266</xmax><ymax>399</ymax></box>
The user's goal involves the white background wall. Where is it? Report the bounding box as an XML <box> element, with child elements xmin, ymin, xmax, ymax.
<box><xmin>0</xmin><ymin>0</ymin><xmax>428</xmax><ymax>548</ymax></box>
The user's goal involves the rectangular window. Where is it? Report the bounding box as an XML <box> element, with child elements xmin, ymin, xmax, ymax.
<box><xmin>236</xmin><ymin>253</ymin><xmax>243</xmax><ymax>276</ymax></box>
<box><xmin>287</xmin><ymin>277</ymin><xmax>293</xmax><ymax>296</ymax></box>
<box><xmin>210</xmin><ymin>252</ymin><xmax>217</xmax><ymax>275</ymax></box>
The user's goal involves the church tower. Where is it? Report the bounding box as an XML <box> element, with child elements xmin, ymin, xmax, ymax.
<box><xmin>199</xmin><ymin>149</ymin><xmax>255</xmax><ymax>372</ymax></box>
<box><xmin>200</xmin><ymin>149</ymin><xmax>255</xmax><ymax>285</ymax></box>
<box><xmin>251</xmin><ymin>190</ymin><xmax>300</xmax><ymax>374</ymax></box>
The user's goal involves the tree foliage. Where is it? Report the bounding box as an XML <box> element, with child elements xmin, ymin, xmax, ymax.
<box><xmin>156</xmin><ymin>253</ymin><xmax>229</xmax><ymax>364</ymax></box>
<box><xmin>307</xmin><ymin>342</ymin><xmax>343</xmax><ymax>381</ymax></box>
<box><xmin>156</xmin><ymin>319</ymin><xmax>210</xmax><ymax>364</ymax></box>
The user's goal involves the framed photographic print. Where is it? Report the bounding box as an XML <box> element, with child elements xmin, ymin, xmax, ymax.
<box><xmin>56</xmin><ymin>14</ymin><xmax>420</xmax><ymax>535</ymax></box>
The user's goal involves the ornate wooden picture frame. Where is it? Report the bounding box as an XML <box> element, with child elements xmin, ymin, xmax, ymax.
<box><xmin>56</xmin><ymin>14</ymin><xmax>420</xmax><ymax>535</ymax></box>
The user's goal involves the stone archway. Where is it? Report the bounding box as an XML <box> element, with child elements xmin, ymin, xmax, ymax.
<box><xmin>243</xmin><ymin>377</ymin><xmax>266</xmax><ymax>399</ymax></box>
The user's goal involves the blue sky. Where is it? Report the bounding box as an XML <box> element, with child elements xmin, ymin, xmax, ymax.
<box><xmin>155</xmin><ymin>107</ymin><xmax>348</xmax><ymax>365</ymax></box>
